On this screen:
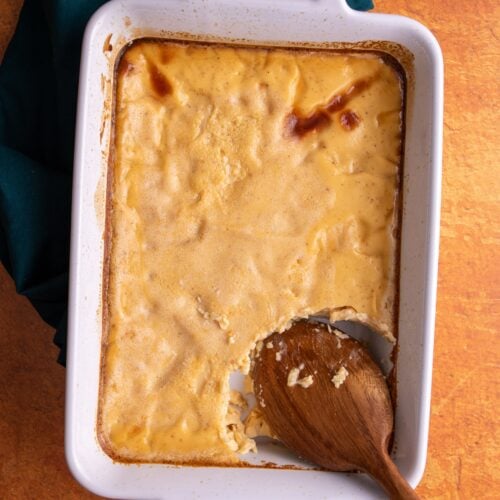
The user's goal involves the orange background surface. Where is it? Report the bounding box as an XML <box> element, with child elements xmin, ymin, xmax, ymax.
<box><xmin>0</xmin><ymin>1</ymin><xmax>498</xmax><ymax>498</ymax></box>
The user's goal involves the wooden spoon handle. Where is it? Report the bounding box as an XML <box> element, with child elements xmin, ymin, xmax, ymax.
<box><xmin>367</xmin><ymin>451</ymin><xmax>420</xmax><ymax>500</ymax></box>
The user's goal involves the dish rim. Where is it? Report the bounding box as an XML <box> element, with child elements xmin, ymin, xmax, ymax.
<box><xmin>65</xmin><ymin>1</ymin><xmax>443</xmax><ymax>498</ymax></box>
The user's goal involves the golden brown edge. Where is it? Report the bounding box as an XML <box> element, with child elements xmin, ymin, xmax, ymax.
<box><xmin>97</xmin><ymin>37</ymin><xmax>409</xmax><ymax>467</ymax></box>
<box><xmin>96</xmin><ymin>41</ymin><xmax>119</xmax><ymax>461</ymax></box>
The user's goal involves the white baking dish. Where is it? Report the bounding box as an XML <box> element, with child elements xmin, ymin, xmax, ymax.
<box><xmin>66</xmin><ymin>0</ymin><xmax>443</xmax><ymax>498</ymax></box>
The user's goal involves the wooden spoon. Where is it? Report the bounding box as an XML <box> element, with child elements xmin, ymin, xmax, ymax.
<box><xmin>252</xmin><ymin>320</ymin><xmax>419</xmax><ymax>499</ymax></box>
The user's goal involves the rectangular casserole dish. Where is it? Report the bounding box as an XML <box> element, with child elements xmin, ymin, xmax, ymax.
<box><xmin>66</xmin><ymin>0</ymin><xmax>443</xmax><ymax>498</ymax></box>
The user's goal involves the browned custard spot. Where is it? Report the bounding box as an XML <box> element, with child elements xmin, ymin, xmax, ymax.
<box><xmin>340</xmin><ymin>110</ymin><xmax>361</xmax><ymax>130</ymax></box>
<box><xmin>285</xmin><ymin>110</ymin><xmax>331</xmax><ymax>137</ymax></box>
<box><xmin>285</xmin><ymin>76</ymin><xmax>374</xmax><ymax>137</ymax></box>
<box><xmin>147</xmin><ymin>61</ymin><xmax>172</xmax><ymax>97</ymax></box>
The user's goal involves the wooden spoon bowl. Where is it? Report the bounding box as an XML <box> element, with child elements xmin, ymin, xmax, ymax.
<box><xmin>252</xmin><ymin>320</ymin><xmax>418</xmax><ymax>499</ymax></box>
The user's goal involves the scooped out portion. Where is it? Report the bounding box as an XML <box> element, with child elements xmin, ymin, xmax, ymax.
<box><xmin>99</xmin><ymin>39</ymin><xmax>404</xmax><ymax>464</ymax></box>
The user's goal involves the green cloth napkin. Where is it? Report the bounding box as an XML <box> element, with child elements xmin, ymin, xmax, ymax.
<box><xmin>347</xmin><ymin>0</ymin><xmax>374</xmax><ymax>9</ymax></box>
<box><xmin>0</xmin><ymin>0</ymin><xmax>106</xmax><ymax>364</ymax></box>
<box><xmin>0</xmin><ymin>0</ymin><xmax>373</xmax><ymax>365</ymax></box>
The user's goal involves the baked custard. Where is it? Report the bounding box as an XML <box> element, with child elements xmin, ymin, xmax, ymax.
<box><xmin>99</xmin><ymin>40</ymin><xmax>404</xmax><ymax>464</ymax></box>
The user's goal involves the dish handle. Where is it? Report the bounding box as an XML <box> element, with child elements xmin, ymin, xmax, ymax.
<box><xmin>272</xmin><ymin>0</ymin><xmax>373</xmax><ymax>14</ymax></box>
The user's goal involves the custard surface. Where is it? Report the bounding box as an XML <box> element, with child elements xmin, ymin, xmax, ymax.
<box><xmin>100</xmin><ymin>40</ymin><xmax>403</xmax><ymax>463</ymax></box>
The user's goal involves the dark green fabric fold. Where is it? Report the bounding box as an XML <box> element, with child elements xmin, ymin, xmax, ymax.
<box><xmin>0</xmin><ymin>0</ymin><xmax>106</xmax><ymax>364</ymax></box>
<box><xmin>347</xmin><ymin>0</ymin><xmax>374</xmax><ymax>9</ymax></box>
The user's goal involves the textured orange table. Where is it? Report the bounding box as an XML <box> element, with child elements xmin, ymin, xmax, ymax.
<box><xmin>0</xmin><ymin>1</ymin><xmax>498</xmax><ymax>498</ymax></box>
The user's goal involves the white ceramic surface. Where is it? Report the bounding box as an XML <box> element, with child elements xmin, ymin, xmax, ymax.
<box><xmin>66</xmin><ymin>0</ymin><xmax>443</xmax><ymax>498</ymax></box>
